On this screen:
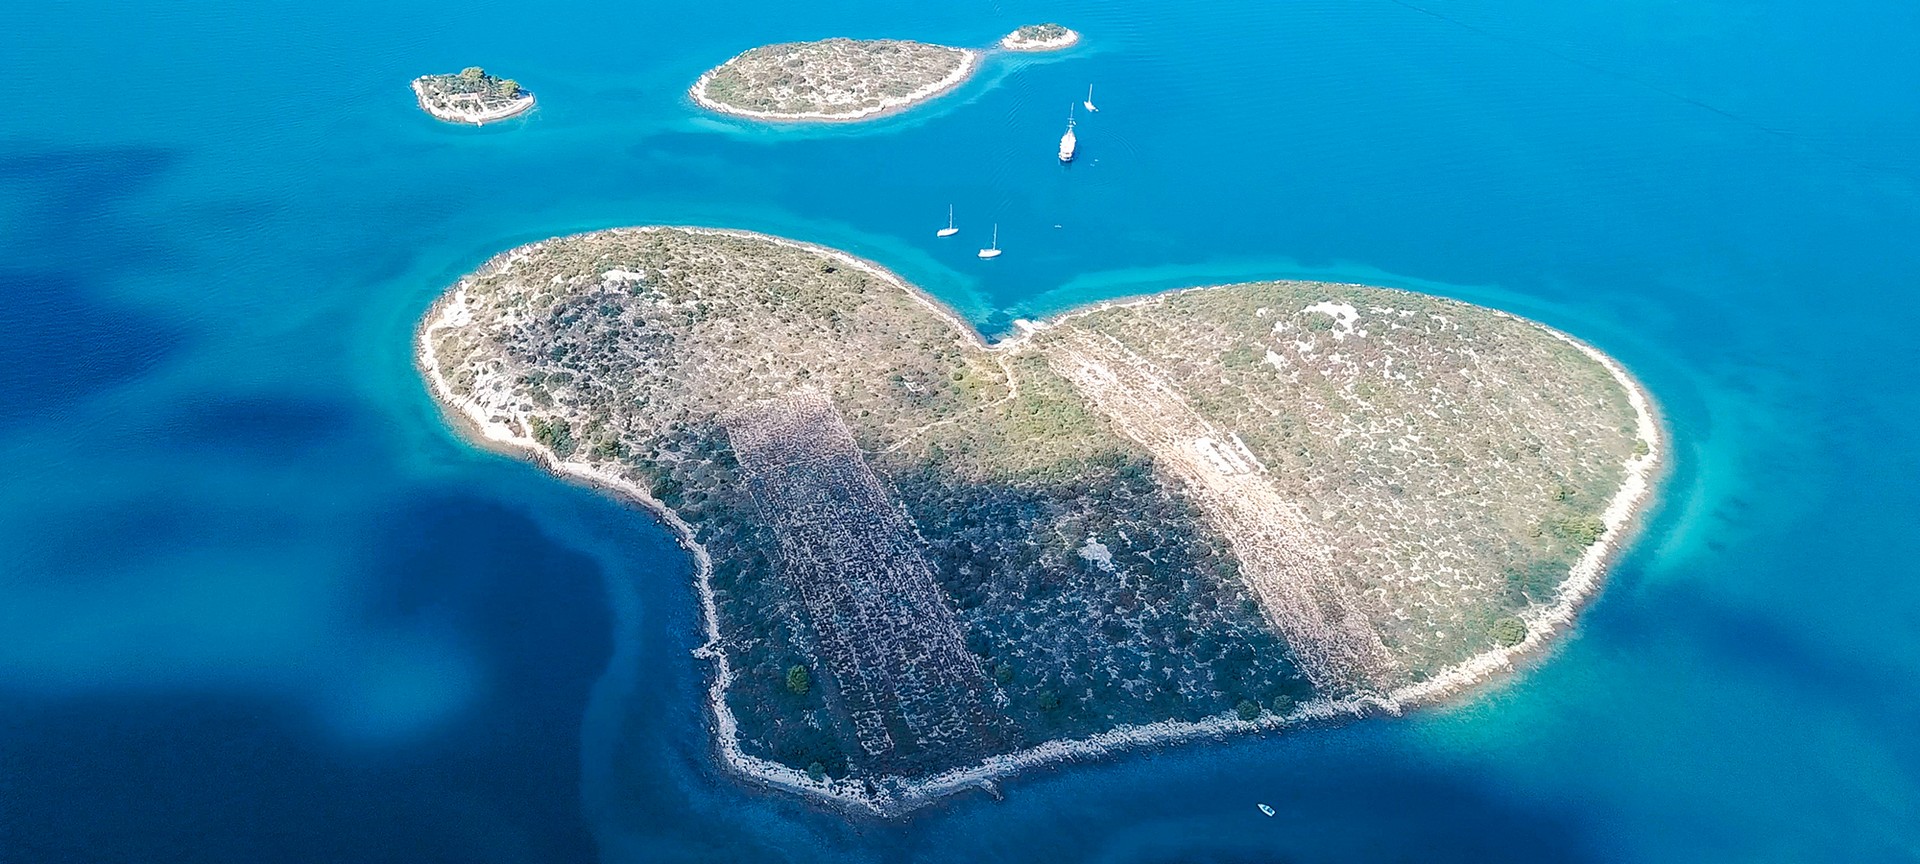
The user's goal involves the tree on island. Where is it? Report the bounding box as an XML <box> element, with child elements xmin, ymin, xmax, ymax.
<box><xmin>1490</xmin><ymin>616</ymin><xmax>1529</xmax><ymax>647</ymax></box>
<box><xmin>500</xmin><ymin>79</ymin><xmax>521</xmax><ymax>98</ymax></box>
<box><xmin>785</xmin><ymin>664</ymin><xmax>811</xmax><ymax>696</ymax></box>
<box><xmin>460</xmin><ymin>66</ymin><xmax>487</xmax><ymax>81</ymax></box>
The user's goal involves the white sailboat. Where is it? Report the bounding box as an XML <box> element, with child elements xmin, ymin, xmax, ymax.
<box><xmin>1058</xmin><ymin>105</ymin><xmax>1078</xmax><ymax>163</ymax></box>
<box><xmin>1084</xmin><ymin>84</ymin><xmax>1098</xmax><ymax>113</ymax></box>
<box><xmin>977</xmin><ymin>223</ymin><xmax>1002</xmax><ymax>259</ymax></box>
<box><xmin>936</xmin><ymin>205</ymin><xmax>958</xmax><ymax>237</ymax></box>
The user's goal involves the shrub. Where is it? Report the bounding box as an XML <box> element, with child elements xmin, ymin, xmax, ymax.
<box><xmin>1545</xmin><ymin>514</ymin><xmax>1607</xmax><ymax>547</ymax></box>
<box><xmin>785</xmin><ymin>664</ymin><xmax>810</xmax><ymax>696</ymax></box>
<box><xmin>528</xmin><ymin>416</ymin><xmax>576</xmax><ymax>458</ymax></box>
<box><xmin>1235</xmin><ymin>699</ymin><xmax>1261</xmax><ymax>721</ymax></box>
<box><xmin>1489</xmin><ymin>617</ymin><xmax>1528</xmax><ymax>647</ymax></box>
<box><xmin>806</xmin><ymin>761</ymin><xmax>826</xmax><ymax>782</ymax></box>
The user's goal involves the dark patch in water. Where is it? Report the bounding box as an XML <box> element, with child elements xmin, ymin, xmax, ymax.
<box><xmin>0</xmin><ymin>143</ymin><xmax>190</xmax><ymax>426</ymax></box>
<box><xmin>0</xmin><ymin>142</ymin><xmax>182</xmax><ymax>270</ymax></box>
<box><xmin>1621</xmin><ymin>583</ymin><xmax>1920</xmax><ymax>771</ymax></box>
<box><xmin>895</xmin><ymin>740</ymin><xmax>1611</xmax><ymax>864</ymax></box>
<box><xmin>162</xmin><ymin>394</ymin><xmax>365</xmax><ymax>460</ymax></box>
<box><xmin>0</xmin><ymin>270</ymin><xmax>187</xmax><ymax>427</ymax></box>
<box><xmin>0</xmin><ymin>491</ymin><xmax>612</xmax><ymax>864</ymax></box>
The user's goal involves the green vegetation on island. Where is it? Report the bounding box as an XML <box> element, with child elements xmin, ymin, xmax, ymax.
<box><xmin>411</xmin><ymin>66</ymin><xmax>534</xmax><ymax>125</ymax></box>
<box><xmin>420</xmin><ymin>227</ymin><xmax>1654</xmax><ymax>795</ymax></box>
<box><xmin>1490</xmin><ymin>617</ymin><xmax>1530</xmax><ymax>647</ymax></box>
<box><xmin>691</xmin><ymin>39</ymin><xmax>977</xmax><ymax>121</ymax></box>
<box><xmin>1000</xmin><ymin>23</ymin><xmax>1080</xmax><ymax>51</ymax></box>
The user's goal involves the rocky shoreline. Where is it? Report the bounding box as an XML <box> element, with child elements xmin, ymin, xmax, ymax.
<box><xmin>999</xmin><ymin>24</ymin><xmax>1081</xmax><ymax>52</ymax></box>
<box><xmin>411</xmin><ymin>73</ymin><xmax>534</xmax><ymax>126</ymax></box>
<box><xmin>689</xmin><ymin>40</ymin><xmax>980</xmax><ymax>122</ymax></box>
<box><xmin>417</xmin><ymin>227</ymin><xmax>1664</xmax><ymax>816</ymax></box>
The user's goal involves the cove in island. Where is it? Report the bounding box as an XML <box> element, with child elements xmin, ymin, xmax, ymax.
<box><xmin>418</xmin><ymin>227</ymin><xmax>1661</xmax><ymax>814</ymax></box>
<box><xmin>690</xmin><ymin>26</ymin><xmax>1079</xmax><ymax>122</ymax></box>
<box><xmin>412</xmin><ymin>67</ymin><xmax>534</xmax><ymax>125</ymax></box>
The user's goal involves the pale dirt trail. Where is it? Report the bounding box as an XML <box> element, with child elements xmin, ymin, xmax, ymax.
<box><xmin>1045</xmin><ymin>328</ymin><xmax>1392</xmax><ymax>693</ymax></box>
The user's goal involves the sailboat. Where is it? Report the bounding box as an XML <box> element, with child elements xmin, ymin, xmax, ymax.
<box><xmin>1084</xmin><ymin>84</ymin><xmax>1098</xmax><ymax>113</ymax></box>
<box><xmin>936</xmin><ymin>205</ymin><xmax>958</xmax><ymax>238</ymax></box>
<box><xmin>977</xmin><ymin>224</ymin><xmax>1002</xmax><ymax>259</ymax></box>
<box><xmin>1058</xmin><ymin>105</ymin><xmax>1078</xmax><ymax>164</ymax></box>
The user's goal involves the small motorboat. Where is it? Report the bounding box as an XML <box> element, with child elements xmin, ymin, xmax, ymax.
<box><xmin>936</xmin><ymin>204</ymin><xmax>958</xmax><ymax>238</ymax></box>
<box><xmin>1257</xmin><ymin>803</ymin><xmax>1276</xmax><ymax>817</ymax></box>
<box><xmin>1084</xmin><ymin>84</ymin><xmax>1098</xmax><ymax>113</ymax></box>
<box><xmin>977</xmin><ymin>223</ymin><xmax>1002</xmax><ymax>259</ymax></box>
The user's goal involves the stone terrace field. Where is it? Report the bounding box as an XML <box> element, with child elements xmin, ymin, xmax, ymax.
<box><xmin>422</xmin><ymin>227</ymin><xmax>1644</xmax><ymax>784</ymax></box>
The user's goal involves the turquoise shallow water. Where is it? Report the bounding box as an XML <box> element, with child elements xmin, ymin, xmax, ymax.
<box><xmin>3</xmin><ymin>0</ymin><xmax>1918</xmax><ymax>861</ymax></box>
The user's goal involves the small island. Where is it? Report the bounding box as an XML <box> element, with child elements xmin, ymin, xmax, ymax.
<box><xmin>999</xmin><ymin>23</ymin><xmax>1081</xmax><ymax>52</ymax></box>
<box><xmin>419</xmin><ymin>228</ymin><xmax>1660</xmax><ymax>813</ymax></box>
<box><xmin>690</xmin><ymin>38</ymin><xmax>979</xmax><ymax>122</ymax></box>
<box><xmin>411</xmin><ymin>67</ymin><xmax>534</xmax><ymax>126</ymax></box>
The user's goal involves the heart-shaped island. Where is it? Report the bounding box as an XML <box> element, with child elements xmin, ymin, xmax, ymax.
<box><xmin>419</xmin><ymin>227</ymin><xmax>1659</xmax><ymax>812</ymax></box>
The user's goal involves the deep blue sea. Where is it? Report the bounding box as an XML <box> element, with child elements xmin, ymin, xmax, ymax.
<box><xmin>4</xmin><ymin>0</ymin><xmax>1918</xmax><ymax>860</ymax></box>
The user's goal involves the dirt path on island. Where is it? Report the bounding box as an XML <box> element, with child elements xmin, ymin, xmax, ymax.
<box><xmin>1046</xmin><ymin>328</ymin><xmax>1391</xmax><ymax>694</ymax></box>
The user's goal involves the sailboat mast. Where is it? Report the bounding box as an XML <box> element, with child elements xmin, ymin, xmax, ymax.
<box><xmin>977</xmin><ymin>222</ymin><xmax>1002</xmax><ymax>258</ymax></box>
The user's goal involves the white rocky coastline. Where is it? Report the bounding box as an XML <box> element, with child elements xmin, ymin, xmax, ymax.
<box><xmin>411</xmin><ymin>76</ymin><xmax>535</xmax><ymax>126</ymax></box>
<box><xmin>418</xmin><ymin>227</ymin><xmax>1665</xmax><ymax>817</ymax></box>
<box><xmin>998</xmin><ymin>25</ymin><xmax>1082</xmax><ymax>52</ymax></box>
<box><xmin>689</xmin><ymin>42</ymin><xmax>981</xmax><ymax>123</ymax></box>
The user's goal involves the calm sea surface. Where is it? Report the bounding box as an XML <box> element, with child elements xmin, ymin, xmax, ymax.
<box><xmin>3</xmin><ymin>0</ymin><xmax>1917</xmax><ymax>861</ymax></box>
